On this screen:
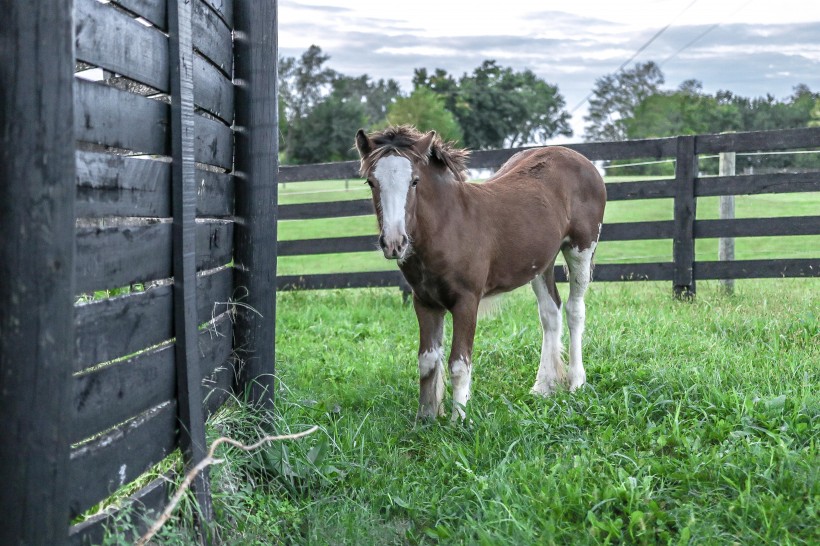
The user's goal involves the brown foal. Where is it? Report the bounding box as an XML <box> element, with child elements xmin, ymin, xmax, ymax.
<box><xmin>355</xmin><ymin>126</ymin><xmax>606</xmax><ymax>420</ymax></box>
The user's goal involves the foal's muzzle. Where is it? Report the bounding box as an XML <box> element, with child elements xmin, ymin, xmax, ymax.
<box><xmin>379</xmin><ymin>233</ymin><xmax>409</xmax><ymax>260</ymax></box>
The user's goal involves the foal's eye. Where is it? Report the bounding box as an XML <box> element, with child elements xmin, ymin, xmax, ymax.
<box><xmin>411</xmin><ymin>177</ymin><xmax>420</xmax><ymax>187</ymax></box>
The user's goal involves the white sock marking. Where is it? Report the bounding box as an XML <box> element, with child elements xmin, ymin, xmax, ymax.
<box><xmin>450</xmin><ymin>358</ymin><xmax>472</xmax><ymax>420</ymax></box>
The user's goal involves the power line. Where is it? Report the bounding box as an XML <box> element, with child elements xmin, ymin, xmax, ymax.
<box><xmin>571</xmin><ymin>0</ymin><xmax>700</xmax><ymax>114</ymax></box>
<box><xmin>660</xmin><ymin>0</ymin><xmax>756</xmax><ymax>67</ymax></box>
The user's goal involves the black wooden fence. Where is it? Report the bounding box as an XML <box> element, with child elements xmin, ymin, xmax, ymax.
<box><xmin>277</xmin><ymin>127</ymin><xmax>820</xmax><ymax>294</ymax></box>
<box><xmin>1</xmin><ymin>0</ymin><xmax>278</xmax><ymax>544</ymax></box>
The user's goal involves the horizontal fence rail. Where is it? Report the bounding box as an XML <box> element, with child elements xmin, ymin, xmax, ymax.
<box><xmin>278</xmin><ymin>127</ymin><xmax>820</xmax><ymax>293</ymax></box>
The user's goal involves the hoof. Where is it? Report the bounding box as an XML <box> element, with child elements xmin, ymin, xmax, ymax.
<box><xmin>568</xmin><ymin>373</ymin><xmax>587</xmax><ymax>392</ymax></box>
<box><xmin>530</xmin><ymin>382</ymin><xmax>558</xmax><ymax>397</ymax></box>
<box><xmin>417</xmin><ymin>404</ymin><xmax>444</xmax><ymax>421</ymax></box>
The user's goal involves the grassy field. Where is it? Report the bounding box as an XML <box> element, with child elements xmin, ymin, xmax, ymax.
<box><xmin>277</xmin><ymin>178</ymin><xmax>820</xmax><ymax>276</ymax></box>
<box><xmin>117</xmin><ymin>278</ymin><xmax>819</xmax><ymax>545</ymax></box>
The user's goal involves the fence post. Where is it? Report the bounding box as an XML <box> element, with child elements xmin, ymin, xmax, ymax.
<box><xmin>233</xmin><ymin>0</ymin><xmax>279</xmax><ymax>407</ymax></box>
<box><xmin>168</xmin><ymin>0</ymin><xmax>213</xmax><ymax>532</ymax></box>
<box><xmin>719</xmin><ymin>152</ymin><xmax>736</xmax><ymax>294</ymax></box>
<box><xmin>0</xmin><ymin>1</ymin><xmax>76</xmax><ymax>543</ymax></box>
<box><xmin>673</xmin><ymin>136</ymin><xmax>697</xmax><ymax>299</ymax></box>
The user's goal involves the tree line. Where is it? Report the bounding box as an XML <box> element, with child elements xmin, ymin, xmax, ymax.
<box><xmin>279</xmin><ymin>46</ymin><xmax>820</xmax><ymax>166</ymax></box>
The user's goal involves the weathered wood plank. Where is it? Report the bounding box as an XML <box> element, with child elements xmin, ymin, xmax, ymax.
<box><xmin>193</xmin><ymin>52</ymin><xmax>234</xmax><ymax>124</ymax></box>
<box><xmin>76</xmin><ymin>152</ymin><xmax>169</xmax><ymax>217</ymax></box>
<box><xmin>74</xmin><ymin>79</ymin><xmax>169</xmax><ymax>155</ymax></box>
<box><xmin>694</xmin><ymin>258</ymin><xmax>819</xmax><ymax>279</ymax></box>
<box><xmin>277</xmin><ymin>264</ymin><xmax>678</xmax><ymax>291</ymax></box>
<box><xmin>278</xmin><ymin>270</ymin><xmax>404</xmax><ymax>290</ymax></box>
<box><xmin>567</xmin><ymin>262</ymin><xmax>675</xmax><ymax>282</ymax></box>
<box><xmin>68</xmin><ymin>402</ymin><xmax>178</xmax><ymax>519</ymax></box>
<box><xmin>75</xmin><ymin>0</ymin><xmax>169</xmax><ymax>92</ymax></box>
<box><xmin>278</xmin><ymin>235</ymin><xmax>378</xmax><ymax>256</ymax></box>
<box><xmin>170</xmin><ymin>0</ymin><xmax>214</xmax><ymax>520</ymax></box>
<box><xmin>673</xmin><ymin>136</ymin><xmax>697</xmax><ymax>297</ymax></box>
<box><xmin>75</xmin><ymin>151</ymin><xmax>233</xmax><ymax>218</ymax></box>
<box><xmin>605</xmin><ymin>179</ymin><xmax>676</xmax><ymax>201</ymax></box>
<box><xmin>469</xmin><ymin>138</ymin><xmax>678</xmax><ymax>169</ymax></box>
<box><xmin>75</xmin><ymin>221</ymin><xmax>233</xmax><ymax>294</ymax></box>
<box><xmin>201</xmin><ymin>0</ymin><xmax>233</xmax><ymax>26</ymax></box>
<box><xmin>694</xmin><ymin>216</ymin><xmax>820</xmax><ymax>239</ymax></box>
<box><xmin>279</xmin><ymin>199</ymin><xmax>373</xmax><ymax>221</ymax></box>
<box><xmin>600</xmin><ymin>221</ymin><xmax>675</xmax><ymax>241</ymax></box>
<box><xmin>0</xmin><ymin>1</ymin><xmax>76</xmax><ymax>543</ymax></box>
<box><xmin>193</xmin><ymin>0</ymin><xmax>232</xmax><ymax>76</ymax></box>
<box><xmin>195</xmin><ymin>113</ymin><xmax>233</xmax><ymax>170</ymax></box>
<box><xmin>72</xmin><ymin>313</ymin><xmax>232</xmax><ymax>443</ymax></box>
<box><xmin>233</xmin><ymin>0</ymin><xmax>280</xmax><ymax>407</ymax></box>
<box><xmin>696</xmin><ymin>127</ymin><xmax>820</xmax><ymax>154</ymax></box>
<box><xmin>113</xmin><ymin>0</ymin><xmax>167</xmax><ymax>30</ymax></box>
<box><xmin>695</xmin><ymin>171</ymin><xmax>820</xmax><ymax>197</ymax></box>
<box><xmin>74</xmin><ymin>264</ymin><xmax>232</xmax><ymax>372</ymax></box>
<box><xmin>68</xmin><ymin>477</ymin><xmax>169</xmax><ymax>546</ymax></box>
<box><xmin>279</xmin><ymin>160</ymin><xmax>361</xmax><ymax>183</ymax></box>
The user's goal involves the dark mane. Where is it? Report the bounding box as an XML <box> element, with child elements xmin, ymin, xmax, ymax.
<box><xmin>359</xmin><ymin>125</ymin><xmax>470</xmax><ymax>182</ymax></box>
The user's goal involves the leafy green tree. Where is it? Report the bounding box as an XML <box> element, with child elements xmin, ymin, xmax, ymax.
<box><xmin>810</xmin><ymin>98</ymin><xmax>820</xmax><ymax>127</ymax></box>
<box><xmin>287</xmin><ymin>90</ymin><xmax>367</xmax><ymax>164</ymax></box>
<box><xmin>278</xmin><ymin>46</ymin><xmax>401</xmax><ymax>163</ymax></box>
<box><xmin>584</xmin><ymin>61</ymin><xmax>665</xmax><ymax>142</ymax></box>
<box><xmin>416</xmin><ymin>61</ymin><xmax>571</xmax><ymax>149</ymax></box>
<box><xmin>385</xmin><ymin>87</ymin><xmax>463</xmax><ymax>143</ymax></box>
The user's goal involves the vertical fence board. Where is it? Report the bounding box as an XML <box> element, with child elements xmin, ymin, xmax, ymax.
<box><xmin>673</xmin><ymin>136</ymin><xmax>697</xmax><ymax>298</ymax></box>
<box><xmin>169</xmin><ymin>0</ymin><xmax>214</xmax><ymax>529</ymax></box>
<box><xmin>0</xmin><ymin>2</ymin><xmax>76</xmax><ymax>544</ymax></box>
<box><xmin>233</xmin><ymin>0</ymin><xmax>279</xmax><ymax>406</ymax></box>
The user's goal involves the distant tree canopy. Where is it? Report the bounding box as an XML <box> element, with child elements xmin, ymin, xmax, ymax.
<box><xmin>279</xmin><ymin>46</ymin><xmax>401</xmax><ymax>164</ymax></box>
<box><xmin>385</xmin><ymin>87</ymin><xmax>463</xmax><ymax>144</ymax></box>
<box><xmin>415</xmin><ymin>61</ymin><xmax>572</xmax><ymax>149</ymax></box>
<box><xmin>279</xmin><ymin>46</ymin><xmax>818</xmax><ymax>166</ymax></box>
<box><xmin>583</xmin><ymin>61</ymin><xmax>665</xmax><ymax>142</ymax></box>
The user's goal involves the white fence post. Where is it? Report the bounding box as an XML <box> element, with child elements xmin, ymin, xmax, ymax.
<box><xmin>719</xmin><ymin>151</ymin><xmax>736</xmax><ymax>294</ymax></box>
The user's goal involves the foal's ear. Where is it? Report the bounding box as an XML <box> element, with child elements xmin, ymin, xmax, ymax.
<box><xmin>355</xmin><ymin>129</ymin><xmax>372</xmax><ymax>157</ymax></box>
<box><xmin>414</xmin><ymin>130</ymin><xmax>437</xmax><ymax>158</ymax></box>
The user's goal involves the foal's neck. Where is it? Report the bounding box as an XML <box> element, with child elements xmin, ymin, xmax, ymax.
<box><xmin>414</xmin><ymin>171</ymin><xmax>467</xmax><ymax>237</ymax></box>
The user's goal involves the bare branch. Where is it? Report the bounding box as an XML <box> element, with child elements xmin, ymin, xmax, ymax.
<box><xmin>136</xmin><ymin>426</ymin><xmax>319</xmax><ymax>546</ymax></box>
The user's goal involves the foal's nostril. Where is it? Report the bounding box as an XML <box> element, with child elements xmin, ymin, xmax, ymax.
<box><xmin>379</xmin><ymin>234</ymin><xmax>387</xmax><ymax>249</ymax></box>
<box><xmin>400</xmin><ymin>235</ymin><xmax>408</xmax><ymax>247</ymax></box>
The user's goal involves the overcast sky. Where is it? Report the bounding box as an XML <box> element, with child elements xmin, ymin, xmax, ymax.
<box><xmin>278</xmin><ymin>0</ymin><xmax>820</xmax><ymax>142</ymax></box>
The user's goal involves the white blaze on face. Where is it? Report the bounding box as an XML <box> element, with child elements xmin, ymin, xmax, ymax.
<box><xmin>373</xmin><ymin>155</ymin><xmax>413</xmax><ymax>239</ymax></box>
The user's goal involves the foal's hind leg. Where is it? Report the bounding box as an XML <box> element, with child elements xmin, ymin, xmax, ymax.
<box><xmin>530</xmin><ymin>266</ymin><xmax>565</xmax><ymax>396</ymax></box>
<box><xmin>562</xmin><ymin>244</ymin><xmax>596</xmax><ymax>391</ymax></box>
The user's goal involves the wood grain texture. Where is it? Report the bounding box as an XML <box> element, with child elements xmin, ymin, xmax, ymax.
<box><xmin>75</xmin><ymin>221</ymin><xmax>233</xmax><ymax>294</ymax></box>
<box><xmin>75</xmin><ymin>151</ymin><xmax>234</xmax><ymax>218</ymax></box>
<box><xmin>113</xmin><ymin>0</ymin><xmax>167</xmax><ymax>30</ymax></box>
<box><xmin>72</xmin><ymin>313</ymin><xmax>232</xmax><ymax>443</ymax></box>
<box><xmin>68</xmin><ymin>402</ymin><xmax>178</xmax><ymax>519</ymax></box>
<box><xmin>194</xmin><ymin>52</ymin><xmax>234</xmax><ymax>124</ymax></box>
<box><xmin>74</xmin><ymin>78</ymin><xmax>170</xmax><ymax>155</ymax></box>
<box><xmin>193</xmin><ymin>0</ymin><xmax>233</xmax><ymax>76</ymax></box>
<box><xmin>0</xmin><ymin>2</ymin><xmax>76</xmax><ymax>543</ymax></box>
<box><xmin>68</xmin><ymin>477</ymin><xmax>170</xmax><ymax>546</ymax></box>
<box><xmin>673</xmin><ymin>136</ymin><xmax>697</xmax><ymax>297</ymax></box>
<box><xmin>75</xmin><ymin>0</ymin><xmax>169</xmax><ymax>92</ymax></box>
<box><xmin>233</xmin><ymin>0</ymin><xmax>279</xmax><ymax>406</ymax></box>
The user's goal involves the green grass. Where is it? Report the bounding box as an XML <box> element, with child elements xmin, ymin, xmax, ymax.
<box><xmin>106</xmin><ymin>279</ymin><xmax>819</xmax><ymax>545</ymax></box>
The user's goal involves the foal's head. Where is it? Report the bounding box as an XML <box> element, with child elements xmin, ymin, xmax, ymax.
<box><xmin>355</xmin><ymin>126</ymin><xmax>469</xmax><ymax>260</ymax></box>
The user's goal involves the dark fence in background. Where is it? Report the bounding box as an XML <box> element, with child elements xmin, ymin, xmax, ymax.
<box><xmin>1</xmin><ymin>0</ymin><xmax>278</xmax><ymax>544</ymax></box>
<box><xmin>277</xmin><ymin>127</ymin><xmax>820</xmax><ymax>295</ymax></box>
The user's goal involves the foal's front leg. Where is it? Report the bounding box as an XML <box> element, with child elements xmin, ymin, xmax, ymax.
<box><xmin>414</xmin><ymin>297</ymin><xmax>446</xmax><ymax>419</ymax></box>
<box><xmin>448</xmin><ymin>298</ymin><xmax>479</xmax><ymax>421</ymax></box>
